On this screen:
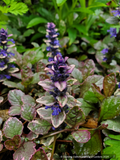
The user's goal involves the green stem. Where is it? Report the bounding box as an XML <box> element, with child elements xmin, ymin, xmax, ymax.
<box><xmin>72</xmin><ymin>0</ymin><xmax>78</xmax><ymax>9</ymax></box>
<box><xmin>52</xmin><ymin>0</ymin><xmax>60</xmax><ymax>18</ymax></box>
<box><xmin>50</xmin><ymin>135</ymin><xmax>57</xmax><ymax>160</ymax></box>
<box><xmin>39</xmin><ymin>128</ymin><xmax>94</xmax><ymax>140</ymax></box>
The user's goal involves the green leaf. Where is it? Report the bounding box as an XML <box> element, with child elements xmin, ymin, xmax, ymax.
<box><xmin>95</xmin><ymin>0</ymin><xmax>110</xmax><ymax>3</ymax></box>
<box><xmin>67</xmin><ymin>78</ymin><xmax>77</xmax><ymax>86</ymax></box>
<box><xmin>23</xmin><ymin>50</ymin><xmax>44</xmax><ymax>65</ymax></box>
<box><xmin>92</xmin><ymin>84</ymin><xmax>105</xmax><ymax>102</ymax></box>
<box><xmin>80</xmin><ymin>75</ymin><xmax>104</xmax><ymax>97</ymax></box>
<box><xmin>37</xmin><ymin>108</ymin><xmax>52</xmax><ymax>120</ymax></box>
<box><xmin>38</xmin><ymin>26</ymin><xmax>46</xmax><ymax>34</ymax></box>
<box><xmin>106</xmin><ymin>16</ymin><xmax>119</xmax><ymax>24</ymax></box>
<box><xmin>23</xmin><ymin>29</ymin><xmax>35</xmax><ymax>37</ymax></box>
<box><xmin>21</xmin><ymin>65</ymin><xmax>33</xmax><ymax>87</ymax></box>
<box><xmin>102</xmin><ymin>136</ymin><xmax>120</xmax><ymax>160</ymax></box>
<box><xmin>56</xmin><ymin>95</ymin><xmax>67</xmax><ymax>108</ymax></box>
<box><xmin>9</xmin><ymin>105</ymin><xmax>21</xmax><ymax>116</ymax></box>
<box><xmin>28</xmin><ymin>119</ymin><xmax>51</xmax><ymax>135</ymax></box>
<box><xmin>81</xmin><ymin>35</ymin><xmax>97</xmax><ymax>45</ymax></box>
<box><xmin>3</xmin><ymin>1</ymin><xmax>28</xmax><ymax>15</ymax></box>
<box><xmin>99</xmin><ymin>96</ymin><xmax>120</xmax><ymax>122</ymax></box>
<box><xmin>73</xmin><ymin>8</ymin><xmax>93</xmax><ymax>14</ymax></box>
<box><xmin>81</xmin><ymin>59</ymin><xmax>95</xmax><ymax>80</ymax></box>
<box><xmin>54</xmin><ymin>81</ymin><xmax>67</xmax><ymax>91</ymax></box>
<box><xmin>72</xmin><ymin>68</ymin><xmax>83</xmax><ymax>83</ymax></box>
<box><xmin>103</xmin><ymin>35</ymin><xmax>115</xmax><ymax>44</ymax></box>
<box><xmin>72</xmin><ymin>130</ymin><xmax>91</xmax><ymax>143</ymax></box>
<box><xmin>101</xmin><ymin>116</ymin><xmax>120</xmax><ymax>132</ymax></box>
<box><xmin>27</xmin><ymin>131</ymin><xmax>38</xmax><ymax>141</ymax></box>
<box><xmin>4</xmin><ymin>135</ymin><xmax>21</xmax><ymax>150</ymax></box>
<box><xmin>27</xmin><ymin>17</ymin><xmax>48</xmax><ymax>28</ymax></box>
<box><xmin>94</xmin><ymin>40</ymin><xmax>107</xmax><ymax>50</ymax></box>
<box><xmin>37</xmin><ymin>7</ymin><xmax>54</xmax><ymax>22</ymax></box>
<box><xmin>22</xmin><ymin>95</ymin><xmax>36</xmax><ymax>107</ymax></box>
<box><xmin>59</xmin><ymin>36</ymin><xmax>69</xmax><ymax>48</ymax></box>
<box><xmin>67</xmin><ymin>28</ymin><xmax>77</xmax><ymax>45</ymax></box>
<box><xmin>3</xmin><ymin>81</ymin><xmax>24</xmax><ymax>91</ymax></box>
<box><xmin>67</xmin><ymin>94</ymin><xmax>82</xmax><ymax>108</ymax></box>
<box><xmin>41</xmin><ymin>135</ymin><xmax>60</xmax><ymax>146</ymax></box>
<box><xmin>56</xmin><ymin>0</ymin><xmax>67</xmax><ymax>6</ymax></box>
<box><xmin>59</xmin><ymin>20</ymin><xmax>66</xmax><ymax>36</ymax></box>
<box><xmin>79</xmin><ymin>55</ymin><xmax>88</xmax><ymax>61</ymax></box>
<box><xmin>8</xmin><ymin>89</ymin><xmax>25</xmax><ymax>106</ymax></box>
<box><xmin>88</xmin><ymin>2</ymin><xmax>107</xmax><ymax>8</ymax></box>
<box><xmin>3</xmin><ymin>0</ymin><xmax>14</xmax><ymax>5</ymax></box>
<box><xmin>38</xmin><ymin>79</ymin><xmax>54</xmax><ymax>91</ymax></box>
<box><xmin>73</xmin><ymin>24</ymin><xmax>87</xmax><ymax>35</ymax></box>
<box><xmin>77</xmin><ymin>98</ymin><xmax>94</xmax><ymax>116</ymax></box>
<box><xmin>65</xmin><ymin>106</ymin><xmax>85</xmax><ymax>127</ymax></box>
<box><xmin>31</xmin><ymin>72</ymin><xmax>48</xmax><ymax>84</ymax></box>
<box><xmin>67</xmin><ymin>44</ymin><xmax>78</xmax><ymax>54</ymax></box>
<box><xmin>73</xmin><ymin>130</ymin><xmax>102</xmax><ymax>157</ymax></box>
<box><xmin>103</xmin><ymin>73</ymin><xmax>116</xmax><ymax>97</ymax></box>
<box><xmin>31</xmin><ymin>147</ymin><xmax>48</xmax><ymax>160</ymax></box>
<box><xmin>51</xmin><ymin>111</ymin><xmax>66</xmax><ymax>128</ymax></box>
<box><xmin>13</xmin><ymin>142</ymin><xmax>36</xmax><ymax>160</ymax></box>
<box><xmin>67</xmin><ymin>58</ymin><xmax>79</xmax><ymax>68</ymax></box>
<box><xmin>3</xmin><ymin>117</ymin><xmax>23</xmax><ymax>138</ymax></box>
<box><xmin>36</xmin><ymin>95</ymin><xmax>55</xmax><ymax>106</ymax></box>
<box><xmin>79</xmin><ymin>0</ymin><xmax>86</xmax><ymax>7</ymax></box>
<box><xmin>21</xmin><ymin>103</ymin><xmax>36</xmax><ymax>121</ymax></box>
<box><xmin>83</xmin><ymin>90</ymin><xmax>99</xmax><ymax>103</ymax></box>
<box><xmin>0</xmin><ymin>96</ymin><xmax>4</xmax><ymax>104</ymax></box>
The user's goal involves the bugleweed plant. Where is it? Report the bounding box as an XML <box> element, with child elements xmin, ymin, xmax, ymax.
<box><xmin>1</xmin><ymin>2</ymin><xmax>120</xmax><ymax>160</ymax></box>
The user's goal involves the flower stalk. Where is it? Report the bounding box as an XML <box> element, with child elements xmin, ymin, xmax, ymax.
<box><xmin>36</xmin><ymin>22</ymin><xmax>77</xmax><ymax>128</ymax></box>
<box><xmin>0</xmin><ymin>28</ymin><xmax>15</xmax><ymax>82</ymax></box>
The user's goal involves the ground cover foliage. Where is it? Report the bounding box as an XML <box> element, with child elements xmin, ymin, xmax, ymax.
<box><xmin>1</xmin><ymin>0</ymin><xmax>120</xmax><ymax>160</ymax></box>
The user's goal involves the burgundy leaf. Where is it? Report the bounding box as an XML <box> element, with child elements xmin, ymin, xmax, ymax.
<box><xmin>31</xmin><ymin>147</ymin><xmax>48</xmax><ymax>160</ymax></box>
<box><xmin>4</xmin><ymin>135</ymin><xmax>21</xmax><ymax>150</ymax></box>
<box><xmin>65</xmin><ymin>106</ymin><xmax>85</xmax><ymax>127</ymax></box>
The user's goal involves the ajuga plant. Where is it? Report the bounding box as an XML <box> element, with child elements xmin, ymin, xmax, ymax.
<box><xmin>0</xmin><ymin>28</ymin><xmax>16</xmax><ymax>82</ymax></box>
<box><xmin>36</xmin><ymin>22</ymin><xmax>82</xmax><ymax>128</ymax></box>
<box><xmin>2</xmin><ymin>11</ymin><xmax>120</xmax><ymax>159</ymax></box>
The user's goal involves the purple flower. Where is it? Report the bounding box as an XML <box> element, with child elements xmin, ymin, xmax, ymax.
<box><xmin>45</xmin><ymin>104</ymin><xmax>61</xmax><ymax>116</ymax></box>
<box><xmin>101</xmin><ymin>48</ymin><xmax>109</xmax><ymax>54</ymax></box>
<box><xmin>107</xmin><ymin>28</ymin><xmax>117</xmax><ymax>38</ymax></box>
<box><xmin>0</xmin><ymin>60</ymin><xmax>5</xmax><ymax>68</ymax></box>
<box><xmin>8</xmin><ymin>64</ymin><xmax>15</xmax><ymax>68</ymax></box>
<box><xmin>111</xmin><ymin>9</ymin><xmax>120</xmax><ymax>17</ymax></box>
<box><xmin>0</xmin><ymin>49</ymin><xmax>7</xmax><ymax>57</ymax></box>
<box><xmin>46</xmin><ymin>22</ymin><xmax>60</xmax><ymax>56</ymax></box>
<box><xmin>103</xmin><ymin>57</ymin><xmax>107</xmax><ymax>61</ymax></box>
<box><xmin>4</xmin><ymin>74</ymin><xmax>11</xmax><ymax>79</ymax></box>
<box><xmin>118</xmin><ymin>82</ymin><xmax>120</xmax><ymax>89</ymax></box>
<box><xmin>8</xmin><ymin>39</ymin><xmax>15</xmax><ymax>43</ymax></box>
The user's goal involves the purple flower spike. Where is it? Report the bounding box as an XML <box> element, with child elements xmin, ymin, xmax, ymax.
<box><xmin>0</xmin><ymin>28</ymin><xmax>15</xmax><ymax>81</ymax></box>
<box><xmin>101</xmin><ymin>48</ymin><xmax>109</xmax><ymax>54</ymax></box>
<box><xmin>111</xmin><ymin>9</ymin><xmax>120</xmax><ymax>17</ymax></box>
<box><xmin>107</xmin><ymin>28</ymin><xmax>117</xmax><ymax>38</ymax></box>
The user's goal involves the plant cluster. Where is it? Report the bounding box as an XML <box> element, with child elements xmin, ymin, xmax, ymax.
<box><xmin>1</xmin><ymin>0</ymin><xmax>120</xmax><ymax>160</ymax></box>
